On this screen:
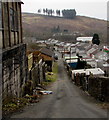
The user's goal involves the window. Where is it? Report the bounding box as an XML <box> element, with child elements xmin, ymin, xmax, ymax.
<box><xmin>14</xmin><ymin>11</ymin><xmax>18</xmax><ymax>31</ymax></box>
<box><xmin>10</xmin><ymin>8</ymin><xmax>14</xmax><ymax>30</ymax></box>
<box><xmin>10</xmin><ymin>8</ymin><xmax>18</xmax><ymax>31</ymax></box>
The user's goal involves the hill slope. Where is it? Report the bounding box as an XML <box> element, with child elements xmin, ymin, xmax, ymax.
<box><xmin>22</xmin><ymin>13</ymin><xmax>107</xmax><ymax>43</ymax></box>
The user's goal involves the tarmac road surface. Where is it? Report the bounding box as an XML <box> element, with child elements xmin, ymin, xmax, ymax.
<box><xmin>10</xmin><ymin>53</ymin><xmax>107</xmax><ymax>119</ymax></box>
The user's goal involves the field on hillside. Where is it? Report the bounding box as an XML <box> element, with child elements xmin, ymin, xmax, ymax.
<box><xmin>22</xmin><ymin>13</ymin><xmax>107</xmax><ymax>43</ymax></box>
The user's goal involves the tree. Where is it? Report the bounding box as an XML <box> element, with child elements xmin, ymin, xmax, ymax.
<box><xmin>58</xmin><ymin>10</ymin><xmax>60</xmax><ymax>16</ymax></box>
<box><xmin>92</xmin><ymin>33</ymin><xmax>100</xmax><ymax>45</ymax></box>
<box><xmin>56</xmin><ymin>10</ymin><xmax>60</xmax><ymax>16</ymax></box>
<box><xmin>49</xmin><ymin>9</ymin><xmax>53</xmax><ymax>16</ymax></box>
<box><xmin>62</xmin><ymin>9</ymin><xmax>76</xmax><ymax>19</ymax></box>
<box><xmin>38</xmin><ymin>9</ymin><xmax>41</xmax><ymax>14</ymax></box>
<box><xmin>45</xmin><ymin>8</ymin><xmax>48</xmax><ymax>15</ymax></box>
<box><xmin>56</xmin><ymin>10</ymin><xmax>58</xmax><ymax>16</ymax></box>
<box><xmin>52</xmin><ymin>10</ymin><xmax>55</xmax><ymax>15</ymax></box>
<box><xmin>43</xmin><ymin>9</ymin><xmax>46</xmax><ymax>14</ymax></box>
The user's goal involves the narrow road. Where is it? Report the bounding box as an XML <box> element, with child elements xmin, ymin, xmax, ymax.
<box><xmin>10</xmin><ymin>55</ymin><xmax>107</xmax><ymax>119</ymax></box>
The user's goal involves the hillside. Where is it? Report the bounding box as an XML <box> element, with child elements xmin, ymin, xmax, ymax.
<box><xmin>22</xmin><ymin>13</ymin><xmax>107</xmax><ymax>43</ymax></box>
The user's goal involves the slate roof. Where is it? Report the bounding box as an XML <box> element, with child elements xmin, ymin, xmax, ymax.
<box><xmin>40</xmin><ymin>47</ymin><xmax>54</xmax><ymax>57</ymax></box>
<box><xmin>3</xmin><ymin>0</ymin><xmax>24</xmax><ymax>3</ymax></box>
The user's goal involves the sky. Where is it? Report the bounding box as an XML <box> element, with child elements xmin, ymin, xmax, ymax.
<box><xmin>22</xmin><ymin>0</ymin><xmax>108</xmax><ymax>20</ymax></box>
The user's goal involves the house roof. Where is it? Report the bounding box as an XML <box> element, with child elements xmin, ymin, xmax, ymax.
<box><xmin>40</xmin><ymin>54</ymin><xmax>53</xmax><ymax>61</ymax></box>
<box><xmin>85</xmin><ymin>44</ymin><xmax>92</xmax><ymax>51</ymax></box>
<box><xmin>72</xmin><ymin>68</ymin><xmax>104</xmax><ymax>75</ymax></box>
<box><xmin>3</xmin><ymin>0</ymin><xmax>24</xmax><ymax>4</ymax></box>
<box><xmin>77</xmin><ymin>43</ymin><xmax>89</xmax><ymax>50</ymax></box>
<box><xmin>96</xmin><ymin>52</ymin><xmax>109</xmax><ymax>61</ymax></box>
<box><xmin>87</xmin><ymin>48</ymin><xmax>98</xmax><ymax>55</ymax></box>
<box><xmin>16</xmin><ymin>0</ymin><xmax>24</xmax><ymax>4</ymax></box>
<box><xmin>66</xmin><ymin>59</ymin><xmax>77</xmax><ymax>63</ymax></box>
<box><xmin>40</xmin><ymin>47</ymin><xmax>54</xmax><ymax>57</ymax></box>
<box><xmin>65</xmin><ymin>56</ymin><xmax>78</xmax><ymax>60</ymax></box>
<box><xmin>77</xmin><ymin>37</ymin><xmax>93</xmax><ymax>42</ymax></box>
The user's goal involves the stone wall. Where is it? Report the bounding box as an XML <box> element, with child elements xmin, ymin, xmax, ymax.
<box><xmin>31</xmin><ymin>59</ymin><xmax>46</xmax><ymax>88</ymax></box>
<box><xmin>88</xmin><ymin>76</ymin><xmax>109</xmax><ymax>101</ymax></box>
<box><xmin>2</xmin><ymin>44</ymin><xmax>28</xmax><ymax>100</ymax></box>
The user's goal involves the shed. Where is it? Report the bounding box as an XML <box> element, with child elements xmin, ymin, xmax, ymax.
<box><xmin>64</xmin><ymin>56</ymin><xmax>78</xmax><ymax>61</ymax></box>
<box><xmin>72</xmin><ymin>68</ymin><xmax>105</xmax><ymax>91</ymax></box>
<box><xmin>77</xmin><ymin>37</ymin><xmax>93</xmax><ymax>42</ymax></box>
<box><xmin>40</xmin><ymin>48</ymin><xmax>54</xmax><ymax>71</ymax></box>
<box><xmin>72</xmin><ymin>68</ymin><xmax>104</xmax><ymax>76</ymax></box>
<box><xmin>66</xmin><ymin>59</ymin><xmax>78</xmax><ymax>69</ymax></box>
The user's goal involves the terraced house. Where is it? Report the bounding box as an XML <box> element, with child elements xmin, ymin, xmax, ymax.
<box><xmin>1</xmin><ymin>1</ymin><xmax>28</xmax><ymax>101</ymax></box>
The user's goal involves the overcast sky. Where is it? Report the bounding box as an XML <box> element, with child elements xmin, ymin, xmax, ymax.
<box><xmin>22</xmin><ymin>0</ymin><xmax>108</xmax><ymax>20</ymax></box>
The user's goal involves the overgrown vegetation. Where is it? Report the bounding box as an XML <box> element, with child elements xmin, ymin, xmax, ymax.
<box><xmin>3</xmin><ymin>97</ymin><xmax>29</xmax><ymax>116</ymax></box>
<box><xmin>97</xmin><ymin>103</ymin><xmax>109</xmax><ymax>109</ymax></box>
<box><xmin>3</xmin><ymin>80</ymin><xmax>39</xmax><ymax>116</ymax></box>
<box><xmin>45</xmin><ymin>62</ymin><xmax>58</xmax><ymax>84</ymax></box>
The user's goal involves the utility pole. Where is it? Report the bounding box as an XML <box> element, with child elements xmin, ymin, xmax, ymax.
<box><xmin>70</xmin><ymin>46</ymin><xmax>71</xmax><ymax>63</ymax></box>
<box><xmin>64</xmin><ymin>47</ymin><xmax>65</xmax><ymax>58</ymax></box>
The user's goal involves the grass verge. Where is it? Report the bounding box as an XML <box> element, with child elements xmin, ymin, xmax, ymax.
<box><xmin>43</xmin><ymin>61</ymin><xmax>58</xmax><ymax>85</ymax></box>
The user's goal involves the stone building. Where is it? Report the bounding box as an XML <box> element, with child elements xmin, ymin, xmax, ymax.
<box><xmin>1</xmin><ymin>1</ymin><xmax>28</xmax><ymax>100</ymax></box>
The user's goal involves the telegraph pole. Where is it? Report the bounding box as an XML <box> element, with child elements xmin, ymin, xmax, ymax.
<box><xmin>70</xmin><ymin>46</ymin><xmax>71</xmax><ymax>63</ymax></box>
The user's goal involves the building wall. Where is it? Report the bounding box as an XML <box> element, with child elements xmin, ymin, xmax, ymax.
<box><xmin>31</xmin><ymin>59</ymin><xmax>46</xmax><ymax>87</ymax></box>
<box><xmin>40</xmin><ymin>54</ymin><xmax>53</xmax><ymax>61</ymax></box>
<box><xmin>108</xmin><ymin>2</ymin><xmax>109</xmax><ymax>45</ymax></box>
<box><xmin>2</xmin><ymin>44</ymin><xmax>27</xmax><ymax>99</ymax></box>
<box><xmin>31</xmin><ymin>64</ymin><xmax>39</xmax><ymax>87</ymax></box>
<box><xmin>0</xmin><ymin>1</ymin><xmax>2</xmax><ymax>49</ymax></box>
<box><xmin>26</xmin><ymin>51</ymin><xmax>46</xmax><ymax>88</ymax></box>
<box><xmin>2</xmin><ymin>2</ymin><xmax>23</xmax><ymax>49</ymax></box>
<box><xmin>2</xmin><ymin>2</ymin><xmax>28</xmax><ymax>100</ymax></box>
<box><xmin>27</xmin><ymin>53</ymin><xmax>33</xmax><ymax>71</ymax></box>
<box><xmin>107</xmin><ymin>2</ymin><xmax>109</xmax><ymax>76</ymax></box>
<box><xmin>38</xmin><ymin>59</ymin><xmax>44</xmax><ymax>83</ymax></box>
